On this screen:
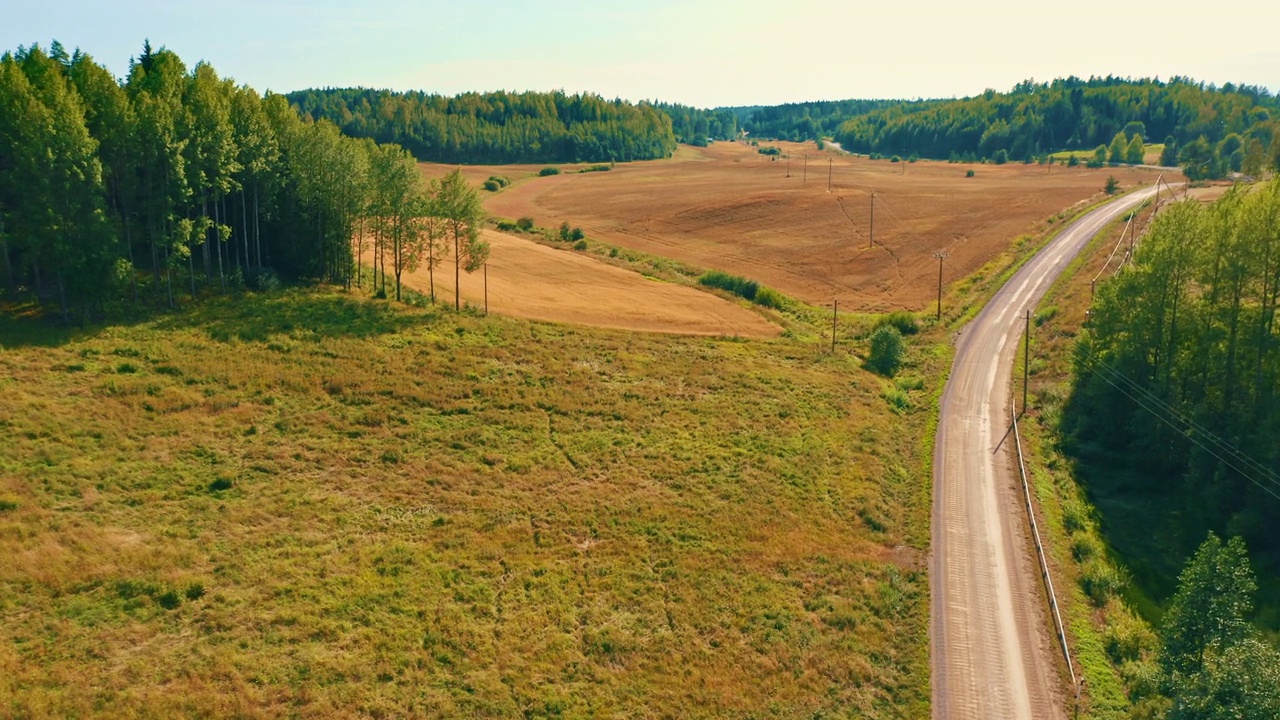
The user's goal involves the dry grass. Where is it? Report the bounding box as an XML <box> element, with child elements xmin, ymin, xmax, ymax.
<box><xmin>437</xmin><ymin>142</ymin><xmax>1167</xmax><ymax>313</ymax></box>
<box><xmin>0</xmin><ymin>289</ymin><xmax>940</xmax><ymax>718</ymax></box>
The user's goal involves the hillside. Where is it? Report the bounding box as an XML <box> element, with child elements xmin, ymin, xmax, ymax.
<box><xmin>0</xmin><ymin>289</ymin><xmax>938</xmax><ymax>717</ymax></box>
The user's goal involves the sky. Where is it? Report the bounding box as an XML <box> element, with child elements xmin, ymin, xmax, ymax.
<box><xmin>4</xmin><ymin>0</ymin><xmax>1279</xmax><ymax>107</ymax></box>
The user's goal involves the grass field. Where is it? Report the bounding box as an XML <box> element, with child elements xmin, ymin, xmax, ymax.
<box><xmin>430</xmin><ymin>141</ymin><xmax>1167</xmax><ymax>315</ymax></box>
<box><xmin>0</xmin><ymin>289</ymin><xmax>940</xmax><ymax>718</ymax></box>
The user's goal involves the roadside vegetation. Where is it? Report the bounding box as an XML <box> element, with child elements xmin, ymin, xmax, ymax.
<box><xmin>1016</xmin><ymin>181</ymin><xmax>1280</xmax><ymax>718</ymax></box>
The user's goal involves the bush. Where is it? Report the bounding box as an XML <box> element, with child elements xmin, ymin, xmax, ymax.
<box><xmin>965</xmin><ymin>168</ymin><xmax>975</xmax><ymax>177</ymax></box>
<box><xmin>573</xmin><ymin>239</ymin><xmax>588</xmax><ymax>251</ymax></box>
<box><xmin>908</xmin><ymin>153</ymin><xmax>919</xmax><ymax>163</ymax></box>
<box><xmin>157</xmin><ymin>590</ymin><xmax>182</xmax><ymax>610</ymax></box>
<box><xmin>569</xmin><ymin>227</ymin><xmax>585</xmax><ymax>242</ymax></box>
<box><xmin>516</xmin><ymin>216</ymin><xmax>535</xmax><ymax>231</ymax></box>
<box><xmin>208</xmin><ymin>477</ymin><xmax>233</xmax><ymax>492</ymax></box>
<box><xmin>1104</xmin><ymin>176</ymin><xmax>1120</xmax><ymax>195</ymax></box>
<box><xmin>578</xmin><ymin>164</ymin><xmax>611</xmax><ymax>173</ymax></box>
<box><xmin>487</xmin><ymin>175</ymin><xmax>509</xmax><ymax>188</ymax></box>
<box><xmin>992</xmin><ymin>149</ymin><xmax>1009</xmax><ymax>165</ymax></box>
<box><xmin>1081</xmin><ymin>558</ymin><xmax>1128</xmax><ymax>606</ymax></box>
<box><xmin>496</xmin><ymin>220</ymin><xmax>517</xmax><ymax>232</ymax></box>
<box><xmin>877</xmin><ymin>310</ymin><xmax>918</xmax><ymax>335</ymax></box>
<box><xmin>482</xmin><ymin>179</ymin><xmax>500</xmax><ymax>192</ymax></box>
<box><xmin>866</xmin><ymin>325</ymin><xmax>905</xmax><ymax>377</ymax></box>
<box><xmin>1067</xmin><ymin>154</ymin><xmax>1080</xmax><ymax>167</ymax></box>
<box><xmin>538</xmin><ymin>167</ymin><xmax>560</xmax><ymax>176</ymax></box>
<box><xmin>757</xmin><ymin>146</ymin><xmax>782</xmax><ymax>156</ymax></box>
<box><xmin>890</xmin><ymin>155</ymin><xmax>901</xmax><ymax>163</ymax></box>
<box><xmin>246</xmin><ymin>267</ymin><xmax>281</xmax><ymax>292</ymax></box>
<box><xmin>699</xmin><ymin>270</ymin><xmax>758</xmax><ymax>301</ymax></box>
<box><xmin>184</xmin><ymin>582</ymin><xmax>206</xmax><ymax>601</ymax></box>
<box><xmin>559</xmin><ymin>222</ymin><xmax>571</xmax><ymax>241</ymax></box>
<box><xmin>754</xmin><ymin>286</ymin><xmax>784</xmax><ymax>309</ymax></box>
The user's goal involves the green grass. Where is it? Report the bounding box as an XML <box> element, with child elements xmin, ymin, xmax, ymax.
<box><xmin>0</xmin><ymin>288</ymin><xmax>936</xmax><ymax>718</ymax></box>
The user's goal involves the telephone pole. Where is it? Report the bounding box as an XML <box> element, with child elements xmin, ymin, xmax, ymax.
<box><xmin>827</xmin><ymin>157</ymin><xmax>833</xmax><ymax>192</ymax></box>
<box><xmin>803</xmin><ymin>154</ymin><xmax>807</xmax><ymax>183</ymax></box>
<box><xmin>831</xmin><ymin>299</ymin><xmax>838</xmax><ymax>353</ymax></box>
<box><xmin>484</xmin><ymin>262</ymin><xmax>489</xmax><ymax>316</ymax></box>
<box><xmin>787</xmin><ymin>154</ymin><xmax>791</xmax><ymax>178</ymax></box>
<box><xmin>869</xmin><ymin>191</ymin><xmax>875</xmax><ymax>249</ymax></box>
<box><xmin>934</xmin><ymin>251</ymin><xmax>949</xmax><ymax>319</ymax></box>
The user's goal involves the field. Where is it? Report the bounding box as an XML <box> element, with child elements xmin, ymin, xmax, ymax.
<box><xmin>0</xmin><ymin>290</ymin><xmax>939</xmax><ymax>718</ymax></box>
<box><xmin>425</xmin><ymin>142</ymin><xmax>1164</xmax><ymax>317</ymax></box>
<box><xmin>373</xmin><ymin>228</ymin><xmax>779</xmax><ymax>337</ymax></box>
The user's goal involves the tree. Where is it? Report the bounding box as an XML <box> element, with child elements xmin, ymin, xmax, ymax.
<box><xmin>1104</xmin><ymin>176</ymin><xmax>1120</xmax><ymax>195</ymax></box>
<box><xmin>866</xmin><ymin>325</ymin><xmax>904</xmax><ymax>377</ymax></box>
<box><xmin>1126</xmin><ymin>134</ymin><xmax>1145</xmax><ymax>164</ymax></box>
<box><xmin>1109</xmin><ymin>131</ymin><xmax>1128</xmax><ymax>165</ymax></box>
<box><xmin>1179</xmin><ymin>136</ymin><xmax>1218</xmax><ymax>180</ymax></box>
<box><xmin>1088</xmin><ymin>144</ymin><xmax>1108</xmax><ymax>168</ymax></box>
<box><xmin>1160</xmin><ymin>534</ymin><xmax>1280</xmax><ymax>719</ymax></box>
<box><xmin>435</xmin><ymin>169</ymin><xmax>488</xmax><ymax>311</ymax></box>
<box><xmin>1160</xmin><ymin>136</ymin><xmax>1179</xmax><ymax>167</ymax></box>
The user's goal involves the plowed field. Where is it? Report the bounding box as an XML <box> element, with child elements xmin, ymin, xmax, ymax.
<box><xmin>425</xmin><ymin>142</ymin><xmax>1166</xmax><ymax>314</ymax></box>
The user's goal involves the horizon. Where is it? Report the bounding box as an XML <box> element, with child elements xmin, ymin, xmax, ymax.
<box><xmin>5</xmin><ymin>0</ymin><xmax>1279</xmax><ymax>108</ymax></box>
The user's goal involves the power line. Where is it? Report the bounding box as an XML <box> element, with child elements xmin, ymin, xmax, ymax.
<box><xmin>1076</xmin><ymin>348</ymin><xmax>1280</xmax><ymax>500</ymax></box>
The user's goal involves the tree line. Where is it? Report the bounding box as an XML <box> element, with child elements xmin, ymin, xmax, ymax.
<box><xmin>1064</xmin><ymin>181</ymin><xmax>1280</xmax><ymax>595</ymax></box>
<box><xmin>651</xmin><ymin>102</ymin><xmax>738</xmax><ymax>146</ymax></box>
<box><xmin>0</xmin><ymin>41</ymin><xmax>488</xmax><ymax>320</ymax></box>
<box><xmin>286</xmin><ymin>88</ymin><xmax>677</xmax><ymax>165</ymax></box>
<box><xmin>829</xmin><ymin>77</ymin><xmax>1279</xmax><ymax>177</ymax></box>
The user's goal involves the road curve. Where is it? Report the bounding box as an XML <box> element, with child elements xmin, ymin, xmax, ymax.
<box><xmin>931</xmin><ymin>185</ymin><xmax>1160</xmax><ymax>720</ymax></box>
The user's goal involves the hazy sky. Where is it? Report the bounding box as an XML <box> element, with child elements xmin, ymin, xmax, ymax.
<box><xmin>5</xmin><ymin>0</ymin><xmax>1278</xmax><ymax>107</ymax></box>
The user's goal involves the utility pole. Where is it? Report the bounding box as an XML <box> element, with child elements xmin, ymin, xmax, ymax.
<box><xmin>484</xmin><ymin>261</ymin><xmax>489</xmax><ymax>316</ymax></box>
<box><xmin>869</xmin><ymin>192</ymin><xmax>875</xmax><ymax>249</ymax></box>
<box><xmin>831</xmin><ymin>299</ymin><xmax>838</xmax><ymax>353</ymax></box>
<box><xmin>934</xmin><ymin>251</ymin><xmax>949</xmax><ymax>320</ymax></box>
<box><xmin>1023</xmin><ymin>309</ymin><xmax>1030</xmax><ymax>415</ymax></box>
<box><xmin>828</xmin><ymin>157</ymin><xmax>833</xmax><ymax>192</ymax></box>
<box><xmin>803</xmin><ymin>154</ymin><xmax>807</xmax><ymax>183</ymax></box>
<box><xmin>787</xmin><ymin>154</ymin><xmax>791</xmax><ymax>178</ymax></box>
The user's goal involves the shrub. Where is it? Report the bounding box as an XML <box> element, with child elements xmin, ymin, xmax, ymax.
<box><xmin>482</xmin><ymin>179</ymin><xmax>500</xmax><ymax>192</ymax></box>
<box><xmin>890</xmin><ymin>155</ymin><xmax>901</xmax><ymax>163</ymax></box>
<box><xmin>559</xmin><ymin>222</ymin><xmax>571</xmax><ymax>241</ymax></box>
<box><xmin>1081</xmin><ymin>558</ymin><xmax>1128</xmax><ymax>606</ymax></box>
<box><xmin>117</xmin><ymin>362</ymin><xmax>138</xmax><ymax>374</ymax></box>
<box><xmin>496</xmin><ymin>220</ymin><xmax>517</xmax><ymax>232</ymax></box>
<box><xmin>908</xmin><ymin>153</ymin><xmax>919</xmax><ymax>163</ymax></box>
<box><xmin>757</xmin><ymin>146</ymin><xmax>781</xmax><ymax>156</ymax></box>
<box><xmin>569</xmin><ymin>227</ymin><xmax>585</xmax><ymax>241</ymax></box>
<box><xmin>1067</xmin><ymin>154</ymin><xmax>1080</xmax><ymax>167</ymax></box>
<box><xmin>0</xmin><ymin>497</ymin><xmax>17</xmax><ymax>512</ymax></box>
<box><xmin>538</xmin><ymin>167</ymin><xmax>560</xmax><ymax>176</ymax></box>
<box><xmin>965</xmin><ymin>168</ymin><xmax>975</xmax><ymax>177</ymax></box>
<box><xmin>754</xmin><ymin>286</ymin><xmax>784</xmax><ymax>309</ymax></box>
<box><xmin>699</xmin><ymin>270</ymin><xmax>758</xmax><ymax>301</ymax></box>
<box><xmin>866</xmin><ymin>326</ymin><xmax>905</xmax><ymax>377</ymax></box>
<box><xmin>208</xmin><ymin>477</ymin><xmax>233</xmax><ymax>492</ymax></box>
<box><xmin>487</xmin><ymin>175</ymin><xmax>509</xmax><ymax>188</ymax></box>
<box><xmin>157</xmin><ymin>590</ymin><xmax>181</xmax><ymax>610</ymax></box>
<box><xmin>185</xmin><ymin>582</ymin><xmax>206</xmax><ymax>601</ymax></box>
<box><xmin>877</xmin><ymin>310</ymin><xmax>918</xmax><ymax>335</ymax></box>
<box><xmin>992</xmin><ymin>149</ymin><xmax>1008</xmax><ymax>165</ymax></box>
<box><xmin>516</xmin><ymin>216</ymin><xmax>535</xmax><ymax>231</ymax></box>
<box><xmin>1104</xmin><ymin>176</ymin><xmax>1120</xmax><ymax>195</ymax></box>
<box><xmin>573</xmin><ymin>240</ymin><xmax>588</xmax><ymax>251</ymax></box>
<box><xmin>578</xmin><ymin>164</ymin><xmax>611</xmax><ymax>173</ymax></box>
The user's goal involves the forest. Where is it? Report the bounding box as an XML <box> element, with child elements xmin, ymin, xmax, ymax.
<box><xmin>0</xmin><ymin>42</ymin><xmax>488</xmax><ymax>321</ymax></box>
<box><xmin>287</xmin><ymin>88</ymin><xmax>677</xmax><ymax>164</ymax></box>
<box><xmin>730</xmin><ymin>99</ymin><xmax>919</xmax><ymax>143</ymax></box>
<box><xmin>1063</xmin><ymin>181</ymin><xmax>1280</xmax><ymax>623</ymax></box>
<box><xmin>830</xmin><ymin>77</ymin><xmax>1280</xmax><ymax>177</ymax></box>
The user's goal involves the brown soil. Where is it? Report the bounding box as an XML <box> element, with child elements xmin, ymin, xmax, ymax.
<box><xmin>381</xmin><ymin>229</ymin><xmax>780</xmax><ymax>338</ymax></box>
<box><xmin>428</xmin><ymin>142</ymin><xmax>1172</xmax><ymax>313</ymax></box>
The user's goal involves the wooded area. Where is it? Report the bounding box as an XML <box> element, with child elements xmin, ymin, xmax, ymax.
<box><xmin>830</xmin><ymin>78</ymin><xmax>1279</xmax><ymax>177</ymax></box>
<box><xmin>0</xmin><ymin>42</ymin><xmax>487</xmax><ymax>321</ymax></box>
<box><xmin>287</xmin><ymin>88</ymin><xmax>677</xmax><ymax>164</ymax></box>
<box><xmin>1064</xmin><ymin>181</ymin><xmax>1280</xmax><ymax>600</ymax></box>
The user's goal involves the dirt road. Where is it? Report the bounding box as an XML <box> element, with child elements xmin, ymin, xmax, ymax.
<box><xmin>931</xmin><ymin>186</ymin><xmax>1160</xmax><ymax>719</ymax></box>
